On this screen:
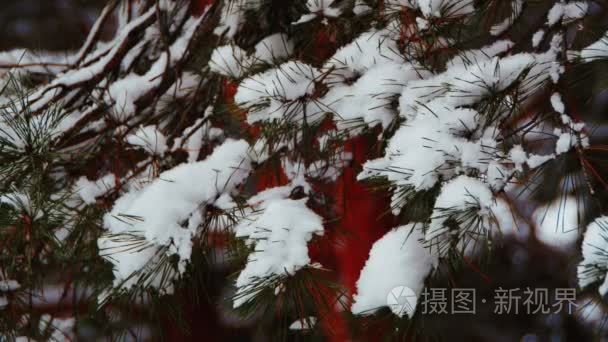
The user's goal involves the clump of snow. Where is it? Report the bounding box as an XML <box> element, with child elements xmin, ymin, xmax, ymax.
<box><xmin>172</xmin><ymin>115</ymin><xmax>223</xmax><ymax>163</ymax></box>
<box><xmin>404</xmin><ymin>0</ymin><xmax>475</xmax><ymax>18</ymax></box>
<box><xmin>214</xmin><ymin>0</ymin><xmax>263</xmax><ymax>38</ymax></box>
<box><xmin>39</xmin><ymin>315</ymin><xmax>75</xmax><ymax>342</ymax></box>
<box><xmin>579</xmin><ymin>31</ymin><xmax>608</xmax><ymax>62</ymax></box>
<box><xmin>235</xmin><ymin>61</ymin><xmax>321</xmax><ymax>124</ymax></box>
<box><xmin>426</xmin><ymin>176</ymin><xmax>495</xmax><ymax>255</ymax></box>
<box><xmin>233</xmin><ymin>198</ymin><xmax>324</xmax><ymax>307</ymax></box>
<box><xmin>321</xmin><ymin>62</ymin><xmax>429</xmax><ymax>131</ymax></box>
<box><xmin>99</xmin><ymin>139</ymin><xmax>251</xmax><ymax>291</ymax></box>
<box><xmin>547</xmin><ymin>2</ymin><xmax>588</xmax><ymax>26</ymax></box>
<box><xmin>547</xmin><ymin>3</ymin><xmax>565</xmax><ymax>26</ymax></box>
<box><xmin>509</xmin><ymin>145</ymin><xmax>528</xmax><ymax>171</ymax></box>
<box><xmin>533</xmin><ymin>196</ymin><xmax>582</xmax><ymax>250</ymax></box>
<box><xmin>209</xmin><ymin>45</ymin><xmax>250</xmax><ymax>78</ymax></box>
<box><xmin>252</xmin><ymin>33</ymin><xmax>294</xmax><ymax>64</ymax></box>
<box><xmin>563</xmin><ymin>2</ymin><xmax>589</xmax><ymax>22</ymax></box>
<box><xmin>126</xmin><ymin>125</ymin><xmax>168</xmax><ymax>156</ymax></box>
<box><xmin>351</xmin><ymin>225</ymin><xmax>437</xmax><ymax>317</ymax></box>
<box><xmin>359</xmin><ymin>102</ymin><xmax>495</xmax><ymax>194</ymax></box>
<box><xmin>209</xmin><ymin>34</ymin><xmax>294</xmax><ymax>79</ymax></box>
<box><xmin>293</xmin><ymin>0</ymin><xmax>342</xmax><ymax>24</ymax></box>
<box><xmin>106</xmin><ymin>15</ymin><xmax>202</xmax><ymax>121</ymax></box>
<box><xmin>555</xmin><ymin>131</ymin><xmax>575</xmax><ymax>154</ymax></box>
<box><xmin>0</xmin><ymin>192</ymin><xmax>43</xmax><ymax>220</ymax></box>
<box><xmin>550</xmin><ymin>92</ymin><xmax>565</xmax><ymax>114</ymax></box>
<box><xmin>532</xmin><ymin>30</ymin><xmax>545</xmax><ymax>48</ymax></box>
<box><xmin>75</xmin><ymin>174</ymin><xmax>116</xmax><ymax>204</ymax></box>
<box><xmin>289</xmin><ymin>317</ymin><xmax>317</xmax><ymax>330</ymax></box>
<box><xmin>353</xmin><ymin>0</ymin><xmax>372</xmax><ymax>15</ymax></box>
<box><xmin>578</xmin><ymin>216</ymin><xmax>608</xmax><ymax>295</ymax></box>
<box><xmin>447</xmin><ymin>40</ymin><xmax>514</xmax><ymax>67</ymax></box>
<box><xmin>323</xmin><ymin>29</ymin><xmax>402</xmax><ymax>85</ymax></box>
<box><xmin>0</xmin><ymin>279</ymin><xmax>20</xmax><ymax>292</ymax></box>
<box><xmin>490</xmin><ymin>0</ymin><xmax>523</xmax><ymax>36</ymax></box>
<box><xmin>400</xmin><ymin>54</ymin><xmax>535</xmax><ymax>114</ymax></box>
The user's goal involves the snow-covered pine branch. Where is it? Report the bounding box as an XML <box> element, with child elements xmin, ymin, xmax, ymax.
<box><xmin>99</xmin><ymin>139</ymin><xmax>251</xmax><ymax>293</ymax></box>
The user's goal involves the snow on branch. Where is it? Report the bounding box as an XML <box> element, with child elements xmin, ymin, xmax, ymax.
<box><xmin>578</xmin><ymin>217</ymin><xmax>608</xmax><ymax>295</ymax></box>
<box><xmin>578</xmin><ymin>31</ymin><xmax>608</xmax><ymax>62</ymax></box>
<box><xmin>352</xmin><ymin>225</ymin><xmax>437</xmax><ymax>317</ymax></box>
<box><xmin>234</xmin><ymin>61</ymin><xmax>322</xmax><ymax>124</ymax></box>
<box><xmin>233</xmin><ymin>198</ymin><xmax>324</xmax><ymax>308</ymax></box>
<box><xmin>99</xmin><ymin>139</ymin><xmax>251</xmax><ymax>292</ymax></box>
<box><xmin>209</xmin><ymin>33</ymin><xmax>294</xmax><ymax>78</ymax></box>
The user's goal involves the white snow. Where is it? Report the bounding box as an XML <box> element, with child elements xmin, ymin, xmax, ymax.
<box><xmin>0</xmin><ymin>280</ymin><xmax>20</xmax><ymax>292</ymax></box>
<box><xmin>578</xmin><ymin>216</ymin><xmax>608</xmax><ymax>295</ymax></box>
<box><xmin>490</xmin><ymin>0</ymin><xmax>523</xmax><ymax>36</ymax></box>
<box><xmin>563</xmin><ymin>2</ymin><xmax>589</xmax><ymax>22</ymax></box>
<box><xmin>550</xmin><ymin>92</ymin><xmax>565</xmax><ymax>114</ymax></box>
<box><xmin>526</xmin><ymin>153</ymin><xmax>555</xmax><ymax>168</ymax></box>
<box><xmin>415</xmin><ymin>0</ymin><xmax>475</xmax><ymax>18</ymax></box>
<box><xmin>23</xmin><ymin>0</ymin><xmax>596</xmax><ymax>312</ymax></box>
<box><xmin>509</xmin><ymin>145</ymin><xmax>528</xmax><ymax>171</ymax></box>
<box><xmin>209</xmin><ymin>45</ymin><xmax>250</xmax><ymax>78</ymax></box>
<box><xmin>289</xmin><ymin>317</ymin><xmax>317</xmax><ymax>330</ymax></box>
<box><xmin>547</xmin><ymin>3</ymin><xmax>565</xmax><ymax>26</ymax></box>
<box><xmin>235</xmin><ymin>61</ymin><xmax>321</xmax><ymax>124</ymax></box>
<box><xmin>447</xmin><ymin>40</ymin><xmax>514</xmax><ymax>67</ymax></box>
<box><xmin>39</xmin><ymin>315</ymin><xmax>75</xmax><ymax>342</ymax></box>
<box><xmin>323</xmin><ymin>29</ymin><xmax>402</xmax><ymax>85</ymax></box>
<box><xmin>214</xmin><ymin>0</ymin><xmax>263</xmax><ymax>38</ymax></box>
<box><xmin>400</xmin><ymin>54</ymin><xmax>535</xmax><ymax>114</ymax></box>
<box><xmin>426</xmin><ymin>176</ymin><xmax>494</xmax><ymax>253</ymax></box>
<box><xmin>547</xmin><ymin>2</ymin><xmax>588</xmax><ymax>26</ymax></box>
<box><xmin>99</xmin><ymin>139</ymin><xmax>251</xmax><ymax>291</ymax></box>
<box><xmin>293</xmin><ymin>0</ymin><xmax>342</xmax><ymax>24</ymax></box>
<box><xmin>532</xmin><ymin>30</ymin><xmax>545</xmax><ymax>48</ymax></box>
<box><xmin>253</xmin><ymin>33</ymin><xmax>294</xmax><ymax>64</ymax></box>
<box><xmin>233</xmin><ymin>198</ymin><xmax>324</xmax><ymax>307</ymax></box>
<box><xmin>126</xmin><ymin>125</ymin><xmax>168</xmax><ymax>156</ymax></box>
<box><xmin>579</xmin><ymin>31</ymin><xmax>608</xmax><ymax>62</ymax></box>
<box><xmin>533</xmin><ymin>196</ymin><xmax>582</xmax><ymax>250</ymax></box>
<box><xmin>0</xmin><ymin>192</ymin><xmax>43</xmax><ymax>219</ymax></box>
<box><xmin>75</xmin><ymin>174</ymin><xmax>116</xmax><ymax>204</ymax></box>
<box><xmin>106</xmin><ymin>15</ymin><xmax>202</xmax><ymax>120</ymax></box>
<box><xmin>351</xmin><ymin>225</ymin><xmax>437</xmax><ymax>317</ymax></box>
<box><xmin>353</xmin><ymin>0</ymin><xmax>372</xmax><ymax>15</ymax></box>
<box><xmin>555</xmin><ymin>131</ymin><xmax>575</xmax><ymax>154</ymax></box>
<box><xmin>321</xmin><ymin>61</ymin><xmax>429</xmax><ymax>131</ymax></box>
<box><xmin>210</xmin><ymin>34</ymin><xmax>294</xmax><ymax>78</ymax></box>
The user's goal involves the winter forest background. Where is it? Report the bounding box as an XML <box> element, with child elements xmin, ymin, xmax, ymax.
<box><xmin>1</xmin><ymin>0</ymin><xmax>608</xmax><ymax>341</ymax></box>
